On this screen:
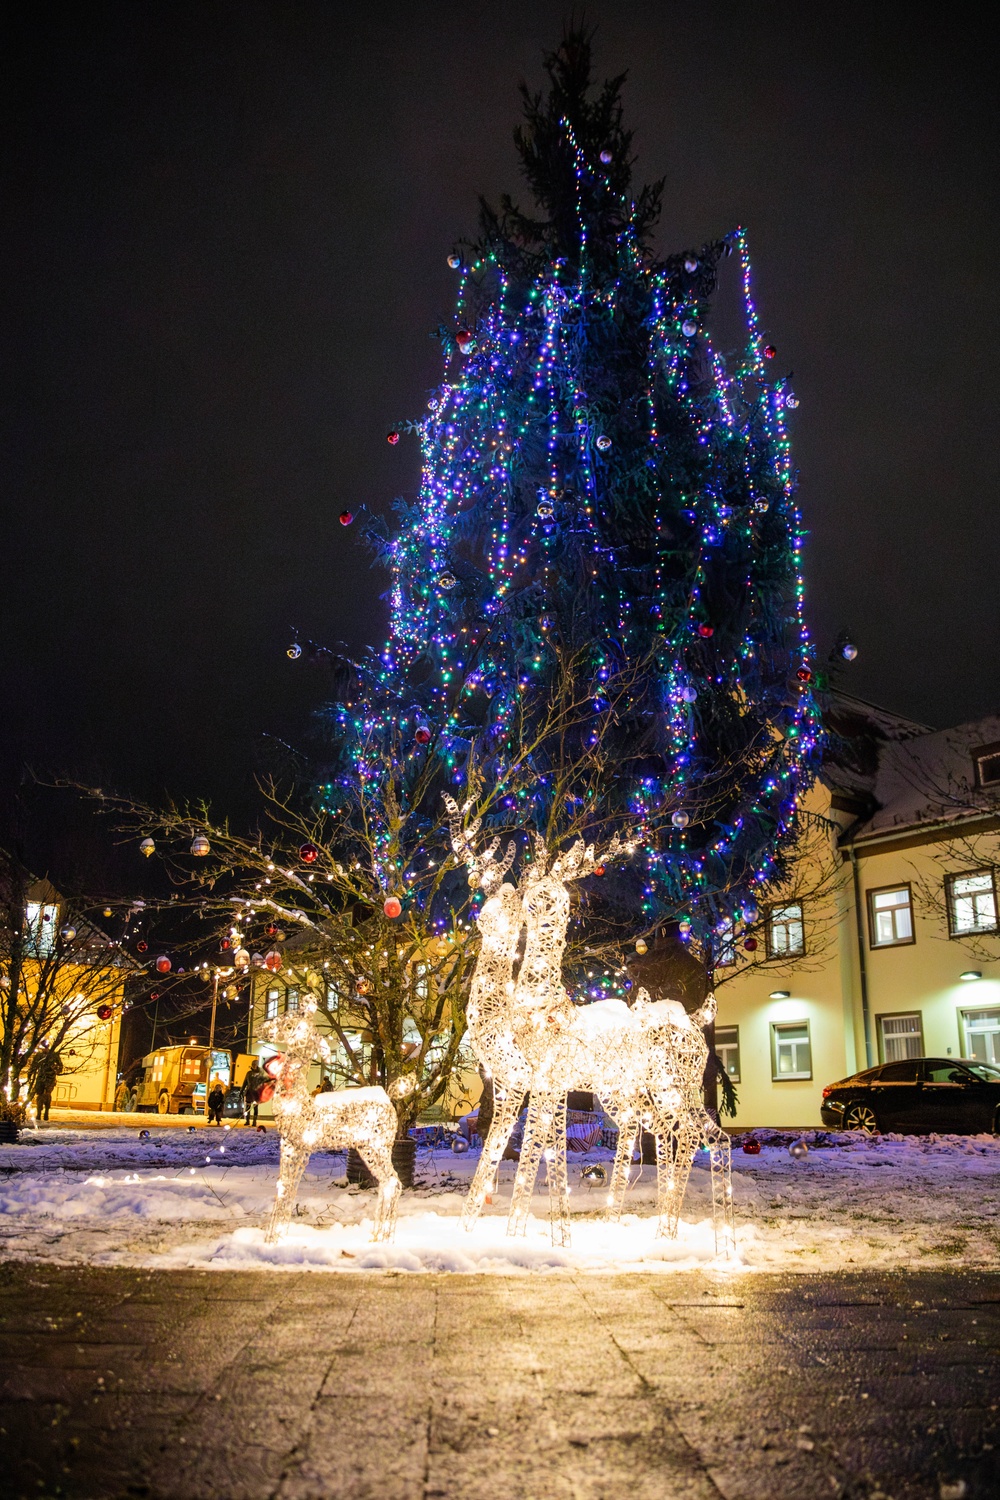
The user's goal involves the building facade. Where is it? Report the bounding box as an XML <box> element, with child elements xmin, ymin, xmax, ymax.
<box><xmin>715</xmin><ymin>697</ymin><xmax>1000</xmax><ymax>1128</ymax></box>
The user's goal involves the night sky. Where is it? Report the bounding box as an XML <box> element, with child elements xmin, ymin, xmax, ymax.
<box><xmin>4</xmin><ymin>3</ymin><xmax>998</xmax><ymax>868</ymax></box>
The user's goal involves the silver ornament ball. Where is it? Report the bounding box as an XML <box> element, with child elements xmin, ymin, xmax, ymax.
<box><xmin>789</xmin><ymin>1139</ymin><xmax>809</xmax><ymax>1161</ymax></box>
<box><xmin>451</xmin><ymin>1135</ymin><xmax>470</xmax><ymax>1155</ymax></box>
<box><xmin>682</xmin><ymin>319</ymin><xmax>698</xmax><ymax>337</ymax></box>
<box><xmin>582</xmin><ymin>1163</ymin><xmax>607</xmax><ymax>1186</ymax></box>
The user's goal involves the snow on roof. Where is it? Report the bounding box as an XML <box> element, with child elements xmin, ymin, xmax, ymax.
<box><xmin>844</xmin><ymin>712</ymin><xmax>1000</xmax><ymax>843</ymax></box>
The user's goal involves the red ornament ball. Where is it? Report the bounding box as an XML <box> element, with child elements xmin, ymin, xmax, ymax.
<box><xmin>414</xmin><ymin>726</ymin><xmax>432</xmax><ymax>745</ymax></box>
<box><xmin>796</xmin><ymin>667</ymin><xmax>812</xmax><ymax>683</ymax></box>
<box><xmin>150</xmin><ymin>991</ymin><xmax>160</xmax><ymax>1002</ymax></box>
<box><xmin>383</xmin><ymin>896</ymin><xmax>403</xmax><ymax>920</ymax></box>
<box><xmin>339</xmin><ymin>510</ymin><xmax>354</xmax><ymax>526</ymax></box>
<box><xmin>137</xmin><ymin>940</ymin><xmax>148</xmax><ymax>953</ymax></box>
<box><xmin>264</xmin><ymin>949</ymin><xmax>282</xmax><ymax>972</ymax></box>
<box><xmin>455</xmin><ymin>328</ymin><xmax>475</xmax><ymax>354</ymax></box>
<box><xmin>97</xmin><ymin>1004</ymin><xmax>113</xmax><ymax>1021</ymax></box>
<box><xmin>593</xmin><ymin>864</ymin><xmax>606</xmax><ymax>877</ymax></box>
<box><xmin>764</xmin><ymin>344</ymin><xmax>777</xmax><ymax>359</ymax></box>
<box><xmin>266</xmin><ymin>925</ymin><xmax>278</xmax><ymax>937</ymax></box>
<box><xmin>155</xmin><ymin>955</ymin><xmax>172</xmax><ymax>974</ymax></box>
<box><xmin>386</xmin><ymin>431</ymin><xmax>400</xmax><ymax>446</ymax></box>
<box><xmin>743</xmin><ymin>936</ymin><xmax>758</xmax><ymax>952</ymax></box>
<box><xmin>299</xmin><ymin>842</ymin><xmax>319</xmax><ymax>865</ymax></box>
<box><xmin>742</xmin><ymin>1136</ymin><xmax>761</xmax><ymax>1155</ymax></box>
<box><xmin>697</xmin><ymin>624</ymin><xmax>714</xmax><ymax>639</ymax></box>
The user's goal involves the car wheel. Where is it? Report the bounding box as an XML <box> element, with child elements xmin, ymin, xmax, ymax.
<box><xmin>157</xmin><ymin>1092</ymin><xmax>170</xmax><ymax>1115</ymax></box>
<box><xmin>844</xmin><ymin>1101</ymin><xmax>878</xmax><ymax>1133</ymax></box>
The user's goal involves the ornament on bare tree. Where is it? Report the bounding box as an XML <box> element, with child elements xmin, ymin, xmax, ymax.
<box><xmin>250</xmin><ymin>953</ymin><xmax>264</xmax><ymax>968</ymax></box>
<box><xmin>386</xmin><ymin>430</ymin><xmax>400</xmax><ymax>445</ymax></box>
<box><xmin>264</xmin><ymin>950</ymin><xmax>282</xmax><ymax>972</ymax></box>
<box><xmin>383</xmin><ymin>896</ymin><xmax>402</xmax><ymax>919</ymax></box>
<box><xmin>299</xmin><ymin>842</ymin><xmax>319</xmax><ymax>864</ymax></box>
<box><xmin>743</xmin><ymin>936</ymin><xmax>758</xmax><ymax>952</ymax></box>
<box><xmin>137</xmin><ymin>940</ymin><xmax>148</xmax><ymax>953</ymax></box>
<box><xmin>234</xmin><ymin>948</ymin><xmax>250</xmax><ymax>968</ymax></box>
<box><xmin>671</xmin><ymin>810</ymin><xmax>690</xmax><ymax>829</ymax></box>
<box><xmin>140</xmin><ymin>837</ymin><xmax>155</xmax><ymax>857</ymax></box>
<box><xmin>155</xmin><ymin>955</ymin><xmax>172</xmax><ymax>974</ymax></box>
<box><xmin>339</xmin><ymin>510</ymin><xmax>354</xmax><ymax>526</ymax></box>
<box><xmin>97</xmin><ymin>1004</ymin><xmax>113</xmax><ymax>1021</ymax></box>
<box><xmin>634</xmin><ymin>938</ymin><xmax>648</xmax><ymax>955</ymax></box>
<box><xmin>60</xmin><ymin>925</ymin><xmax>76</xmax><ymax>942</ymax></box>
<box><xmin>190</xmin><ymin>835</ymin><xmax>210</xmax><ymax>857</ymax></box>
<box><xmin>287</xmin><ymin>643</ymin><xmax>302</xmax><ymax>659</ymax></box>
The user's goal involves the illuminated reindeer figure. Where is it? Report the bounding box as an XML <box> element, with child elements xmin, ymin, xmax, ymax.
<box><xmin>449</xmin><ymin>803</ymin><xmax>733</xmax><ymax>1252</ymax></box>
<box><xmin>262</xmin><ymin>1002</ymin><xmax>401</xmax><ymax>1244</ymax></box>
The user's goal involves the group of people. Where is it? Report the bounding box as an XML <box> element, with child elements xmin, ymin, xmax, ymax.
<box><xmin>204</xmin><ymin>1058</ymin><xmax>272</xmax><ymax>1125</ymax></box>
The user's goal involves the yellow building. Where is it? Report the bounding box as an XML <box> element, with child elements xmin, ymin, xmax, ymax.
<box><xmin>14</xmin><ymin>881</ymin><xmax>129</xmax><ymax>1112</ymax></box>
<box><xmin>716</xmin><ymin>696</ymin><xmax>1000</xmax><ymax>1128</ymax></box>
<box><xmin>247</xmin><ymin>961</ymin><xmax>480</xmax><ymax>1122</ymax></box>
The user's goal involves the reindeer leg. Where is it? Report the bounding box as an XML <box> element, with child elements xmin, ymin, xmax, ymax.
<box><xmin>603</xmin><ymin>1098</ymin><xmax>639</xmax><ymax>1222</ymax></box>
<box><xmin>654</xmin><ymin>1113</ymin><xmax>699</xmax><ymax>1241</ymax></box>
<box><xmin>703</xmin><ymin>1114</ymin><xmax>735</xmax><ymax>1259</ymax></box>
<box><xmin>462</xmin><ymin>1087</ymin><xmax>524</xmax><ymax>1231</ymax></box>
<box><xmin>545</xmin><ymin>1092</ymin><xmax>571</xmax><ymax>1249</ymax></box>
<box><xmin>357</xmin><ymin>1141</ymin><xmax>401</xmax><ymax>1243</ymax></box>
<box><xmin>265</xmin><ymin>1139</ymin><xmax>309</xmax><ymax>1244</ymax></box>
<box><xmin>508</xmin><ymin>1090</ymin><xmax>555</xmax><ymax>1239</ymax></box>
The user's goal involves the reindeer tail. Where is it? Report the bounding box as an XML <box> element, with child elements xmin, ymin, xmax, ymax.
<box><xmin>690</xmin><ymin>991</ymin><xmax>717</xmax><ymax>1030</ymax></box>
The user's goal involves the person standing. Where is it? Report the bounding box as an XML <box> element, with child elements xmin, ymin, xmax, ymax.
<box><xmin>240</xmin><ymin>1061</ymin><xmax>267</xmax><ymax>1126</ymax></box>
<box><xmin>28</xmin><ymin>1046</ymin><xmax>63</xmax><ymax>1122</ymax></box>
<box><xmin>206</xmin><ymin>1081</ymin><xmax>225</xmax><ymax>1125</ymax></box>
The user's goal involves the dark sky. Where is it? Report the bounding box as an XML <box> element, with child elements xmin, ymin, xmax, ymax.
<box><xmin>3</xmin><ymin>2</ymin><xmax>999</xmax><ymax>864</ymax></box>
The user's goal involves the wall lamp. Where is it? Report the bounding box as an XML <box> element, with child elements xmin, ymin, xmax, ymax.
<box><xmin>769</xmin><ymin>989</ymin><xmax>791</xmax><ymax>999</ymax></box>
<box><xmin>960</xmin><ymin>971</ymin><xmax>983</xmax><ymax>982</ymax></box>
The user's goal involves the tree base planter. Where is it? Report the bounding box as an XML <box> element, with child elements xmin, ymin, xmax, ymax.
<box><xmin>347</xmin><ymin>1139</ymin><xmax>416</xmax><ymax>1190</ymax></box>
<box><xmin>0</xmin><ymin>1121</ymin><xmax>20</xmax><ymax>1145</ymax></box>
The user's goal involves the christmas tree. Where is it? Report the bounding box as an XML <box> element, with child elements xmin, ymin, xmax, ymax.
<box><xmin>319</xmin><ymin>28</ymin><xmax>821</xmax><ymax>986</ymax></box>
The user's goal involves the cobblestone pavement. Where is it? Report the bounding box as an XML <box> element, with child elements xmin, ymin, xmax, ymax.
<box><xmin>2</xmin><ymin>1264</ymin><xmax>1000</xmax><ymax>1499</ymax></box>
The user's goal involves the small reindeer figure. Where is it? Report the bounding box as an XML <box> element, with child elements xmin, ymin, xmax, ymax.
<box><xmin>262</xmin><ymin>1002</ymin><xmax>401</xmax><ymax>1244</ymax></box>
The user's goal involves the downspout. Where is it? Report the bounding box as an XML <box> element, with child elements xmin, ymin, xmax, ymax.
<box><xmin>849</xmin><ymin>847</ymin><xmax>873</xmax><ymax>1067</ymax></box>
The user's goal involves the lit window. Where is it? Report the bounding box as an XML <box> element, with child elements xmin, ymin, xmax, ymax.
<box><xmin>713</xmin><ymin>919</ymin><xmax>736</xmax><ymax>968</ymax></box>
<box><xmin>962</xmin><ymin>1008</ymin><xmax>1000</xmax><ymax>1066</ymax></box>
<box><xmin>878</xmin><ymin>1012</ymin><xmax>923</xmax><ymax>1062</ymax></box>
<box><xmin>286</xmin><ymin>989</ymin><xmax>299</xmax><ymax>1014</ymax></box>
<box><xmin>766</xmin><ymin>902</ymin><xmax>805</xmax><ymax>959</ymax></box>
<box><xmin>413</xmin><ymin>962</ymin><xmax>430</xmax><ymax>1000</ymax></box>
<box><xmin>868</xmin><ymin>886</ymin><xmax>914</xmax><ymax>948</ymax></box>
<box><xmin>947</xmin><ymin>870</ymin><xmax>998</xmax><ymax>936</ymax></box>
<box><xmin>265</xmin><ymin>989</ymin><xmax>279</xmax><ymax>1021</ymax></box>
<box><xmin>715</xmin><ymin>1025</ymin><xmax>740</xmax><ymax>1081</ymax></box>
<box><xmin>771</xmin><ymin>1021</ymin><xmax>811</xmax><ymax>1080</ymax></box>
<box><xmin>25</xmin><ymin>902</ymin><xmax>58</xmax><ymax>958</ymax></box>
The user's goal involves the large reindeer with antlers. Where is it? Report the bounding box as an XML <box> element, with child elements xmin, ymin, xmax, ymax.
<box><xmin>447</xmin><ymin>798</ymin><xmax>734</xmax><ymax>1252</ymax></box>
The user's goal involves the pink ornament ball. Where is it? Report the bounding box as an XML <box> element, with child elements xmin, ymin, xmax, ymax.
<box><xmin>383</xmin><ymin>897</ymin><xmax>402</xmax><ymax>920</ymax></box>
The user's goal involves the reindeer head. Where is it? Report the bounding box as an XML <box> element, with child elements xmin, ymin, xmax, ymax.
<box><xmin>261</xmin><ymin>997</ymin><xmax>332</xmax><ymax>1065</ymax></box>
<box><xmin>443</xmin><ymin>794</ymin><xmax>516</xmax><ymax>895</ymax></box>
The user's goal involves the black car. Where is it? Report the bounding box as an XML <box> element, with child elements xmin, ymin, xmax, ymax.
<box><xmin>821</xmin><ymin>1057</ymin><xmax>1000</xmax><ymax>1135</ymax></box>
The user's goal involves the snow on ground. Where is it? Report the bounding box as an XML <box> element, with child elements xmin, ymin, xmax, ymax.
<box><xmin>2</xmin><ymin>1123</ymin><xmax>1000</xmax><ymax>1275</ymax></box>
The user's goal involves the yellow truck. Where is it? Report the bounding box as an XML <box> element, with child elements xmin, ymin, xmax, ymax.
<box><xmin>124</xmin><ymin>1046</ymin><xmax>256</xmax><ymax>1116</ymax></box>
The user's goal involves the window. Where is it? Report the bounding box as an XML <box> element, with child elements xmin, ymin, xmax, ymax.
<box><xmin>961</xmin><ymin>1008</ymin><xmax>1000</xmax><ymax>1066</ymax></box>
<box><xmin>867</xmin><ymin>885</ymin><xmax>914</xmax><ymax>948</ymax></box>
<box><xmin>413</xmin><ymin>962</ymin><xmax>430</xmax><ymax>1000</ymax></box>
<box><xmin>771</xmin><ymin>1020</ymin><xmax>812</xmax><ymax>1080</ymax></box>
<box><xmin>25</xmin><ymin>902</ymin><xmax>58</xmax><ymax>957</ymax></box>
<box><xmin>286</xmin><ymin>989</ymin><xmax>300</xmax><ymax>1014</ymax></box>
<box><xmin>973</xmin><ymin>742</ymin><xmax>1000</xmax><ymax>788</ymax></box>
<box><xmin>876</xmin><ymin>1060</ymin><xmax>921</xmax><ymax>1083</ymax></box>
<box><xmin>877</xmin><ymin>1012</ymin><xmax>923</xmax><ymax>1063</ymax></box>
<box><xmin>925</xmin><ymin>1060</ymin><xmax>974</xmax><ymax>1084</ymax></box>
<box><xmin>947</xmin><ymin>870</ymin><xmax>998</xmax><ymax>936</ymax></box>
<box><xmin>713</xmin><ymin>919</ymin><xmax>736</xmax><ymax>968</ymax></box>
<box><xmin>265</xmin><ymin>989</ymin><xmax>280</xmax><ymax>1021</ymax></box>
<box><xmin>766</xmin><ymin>902</ymin><xmax>805</xmax><ymax>959</ymax></box>
<box><xmin>715</xmin><ymin>1025</ymin><xmax>740</xmax><ymax>1082</ymax></box>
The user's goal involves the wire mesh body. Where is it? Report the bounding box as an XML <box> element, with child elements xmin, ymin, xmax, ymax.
<box><xmin>447</xmin><ymin>810</ymin><xmax>733</xmax><ymax>1252</ymax></box>
<box><xmin>262</xmin><ymin>1008</ymin><xmax>401</xmax><ymax>1245</ymax></box>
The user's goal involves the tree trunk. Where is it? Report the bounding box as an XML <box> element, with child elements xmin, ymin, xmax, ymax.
<box><xmin>475</xmin><ymin>1066</ymin><xmax>495</xmax><ymax>1144</ymax></box>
